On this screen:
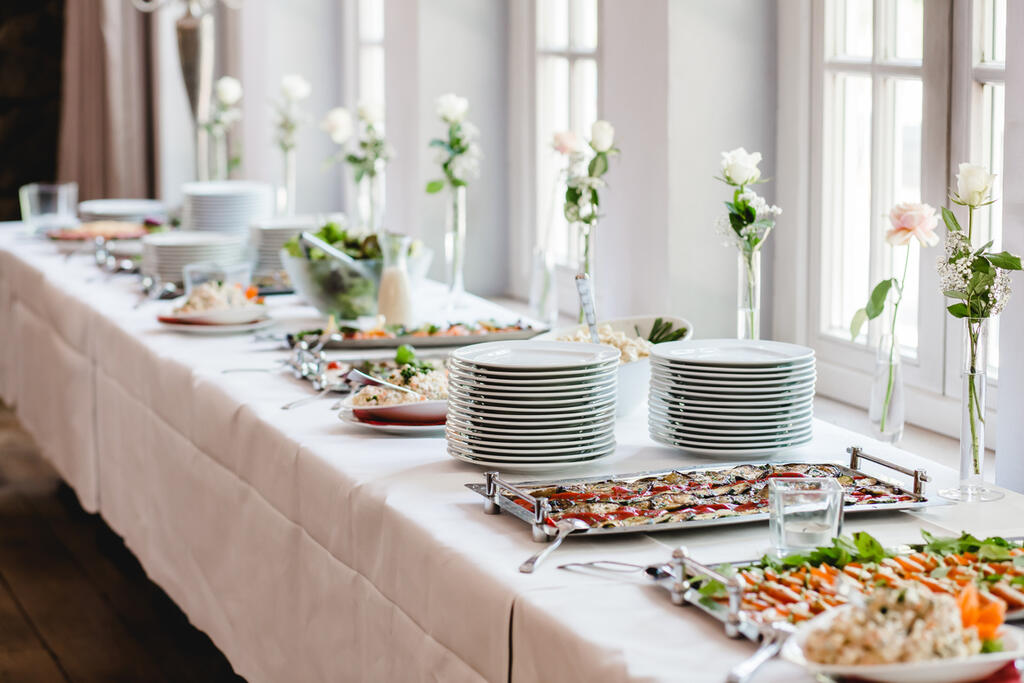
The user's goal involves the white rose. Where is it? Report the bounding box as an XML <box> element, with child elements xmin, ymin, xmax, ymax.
<box><xmin>321</xmin><ymin>107</ymin><xmax>353</xmax><ymax>145</ymax></box>
<box><xmin>216</xmin><ymin>76</ymin><xmax>242</xmax><ymax>106</ymax></box>
<box><xmin>435</xmin><ymin>93</ymin><xmax>469</xmax><ymax>123</ymax></box>
<box><xmin>552</xmin><ymin>130</ymin><xmax>581</xmax><ymax>155</ymax></box>
<box><xmin>956</xmin><ymin>162</ymin><xmax>996</xmax><ymax>207</ymax></box>
<box><xmin>357</xmin><ymin>101</ymin><xmax>384</xmax><ymax>126</ymax></box>
<box><xmin>281</xmin><ymin>74</ymin><xmax>312</xmax><ymax>101</ymax></box>
<box><xmin>721</xmin><ymin>147</ymin><xmax>762</xmax><ymax>186</ymax></box>
<box><xmin>590</xmin><ymin>120</ymin><xmax>615</xmax><ymax>153</ymax></box>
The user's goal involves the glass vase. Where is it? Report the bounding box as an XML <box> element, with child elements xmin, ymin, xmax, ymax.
<box><xmin>210</xmin><ymin>129</ymin><xmax>228</xmax><ymax>181</ymax></box>
<box><xmin>575</xmin><ymin>221</ymin><xmax>594</xmax><ymax>322</ymax></box>
<box><xmin>278</xmin><ymin>147</ymin><xmax>297</xmax><ymax>216</ymax></box>
<box><xmin>445</xmin><ymin>184</ymin><xmax>467</xmax><ymax>307</ymax></box>
<box><xmin>738</xmin><ymin>250</ymin><xmax>761</xmax><ymax>339</ymax></box>
<box><xmin>868</xmin><ymin>333</ymin><xmax>904</xmax><ymax>443</ymax></box>
<box><xmin>357</xmin><ymin>162</ymin><xmax>386</xmax><ymax>235</ymax></box>
<box><xmin>528</xmin><ymin>246</ymin><xmax>558</xmax><ymax>328</ymax></box>
<box><xmin>939</xmin><ymin>318</ymin><xmax>1002</xmax><ymax>502</ymax></box>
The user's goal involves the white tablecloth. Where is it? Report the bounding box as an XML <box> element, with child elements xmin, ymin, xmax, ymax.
<box><xmin>1</xmin><ymin>222</ymin><xmax>1020</xmax><ymax>683</ymax></box>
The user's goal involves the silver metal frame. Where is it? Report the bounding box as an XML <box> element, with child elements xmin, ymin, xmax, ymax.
<box><xmin>469</xmin><ymin>447</ymin><xmax>935</xmax><ymax>543</ymax></box>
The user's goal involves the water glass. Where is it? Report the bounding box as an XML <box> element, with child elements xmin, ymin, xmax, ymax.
<box><xmin>768</xmin><ymin>477</ymin><xmax>844</xmax><ymax>555</ymax></box>
<box><xmin>183</xmin><ymin>261</ymin><xmax>253</xmax><ymax>297</ymax></box>
<box><xmin>19</xmin><ymin>182</ymin><xmax>79</xmax><ymax>234</ymax></box>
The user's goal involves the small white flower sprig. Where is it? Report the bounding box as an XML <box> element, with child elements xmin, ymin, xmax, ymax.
<box><xmin>938</xmin><ymin>163</ymin><xmax>1021</xmax><ymax>320</ymax></box>
<box><xmin>559</xmin><ymin>120</ymin><xmax>618</xmax><ymax>226</ymax></box>
<box><xmin>426</xmin><ymin>94</ymin><xmax>482</xmax><ymax>193</ymax></box>
<box><xmin>714</xmin><ymin>148</ymin><xmax>780</xmax><ymax>255</ymax></box>
<box><xmin>321</xmin><ymin>102</ymin><xmax>392</xmax><ymax>182</ymax></box>
<box><xmin>273</xmin><ymin>74</ymin><xmax>312</xmax><ymax>153</ymax></box>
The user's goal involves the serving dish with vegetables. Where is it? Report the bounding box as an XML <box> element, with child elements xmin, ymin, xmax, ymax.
<box><xmin>286</xmin><ymin>318</ymin><xmax>544</xmax><ymax>350</ymax></box>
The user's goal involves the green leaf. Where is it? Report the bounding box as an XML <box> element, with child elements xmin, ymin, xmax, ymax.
<box><xmin>986</xmin><ymin>251</ymin><xmax>1023</xmax><ymax>270</ymax></box>
<box><xmin>979</xmin><ymin>543</ymin><xmax>1012</xmax><ymax>562</ymax></box>
<box><xmin>697</xmin><ymin>579</ymin><xmax>727</xmax><ymax>599</ymax></box>
<box><xmin>850</xmin><ymin>308</ymin><xmax>869</xmax><ymax>340</ymax></box>
<box><xmin>865</xmin><ymin>279</ymin><xmax>895</xmax><ymax>319</ymax></box>
<box><xmin>588</xmin><ymin>153</ymin><xmax>608</xmax><ymax>178</ymax></box>
<box><xmin>943</xmin><ymin>290</ymin><xmax>968</xmax><ymax>300</ymax></box>
<box><xmin>853</xmin><ymin>531</ymin><xmax>887</xmax><ymax>563</ymax></box>
<box><xmin>947</xmin><ymin>303</ymin><xmax>970</xmax><ymax>318</ymax></box>
<box><xmin>942</xmin><ymin>207</ymin><xmax>962</xmax><ymax>233</ymax></box>
<box><xmin>425</xmin><ymin>180</ymin><xmax>445</xmax><ymax>194</ymax></box>
<box><xmin>395</xmin><ymin>344</ymin><xmax>417</xmax><ymax>365</ymax></box>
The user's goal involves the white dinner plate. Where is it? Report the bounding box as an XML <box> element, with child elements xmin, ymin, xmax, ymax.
<box><xmin>649</xmin><ymin>377</ymin><xmax>815</xmax><ymax>398</ymax></box>
<box><xmin>648</xmin><ymin>403</ymin><xmax>813</xmax><ymax>426</ymax></box>
<box><xmin>649</xmin><ymin>416</ymin><xmax>813</xmax><ymax>437</ymax></box>
<box><xmin>448</xmin><ymin>393</ymin><xmax>616</xmax><ymax>413</ymax></box>
<box><xmin>446</xmin><ymin>425</ymin><xmax>615</xmax><ymax>447</ymax></box>
<box><xmin>447</xmin><ymin>366</ymin><xmax>617</xmax><ymax>388</ymax></box>
<box><xmin>340</xmin><ymin>396</ymin><xmax>448</xmax><ymax>423</ymax></box>
<box><xmin>446</xmin><ymin>413</ymin><xmax>615</xmax><ymax>436</ymax></box>
<box><xmin>647</xmin><ymin>396</ymin><xmax>815</xmax><ymax>416</ymax></box>
<box><xmin>648</xmin><ymin>422</ymin><xmax>813</xmax><ymax>445</ymax></box>
<box><xmin>650</xmin><ymin>368</ymin><xmax>817</xmax><ymax>388</ymax></box>
<box><xmin>448</xmin><ymin>382</ymin><xmax>617</xmax><ymax>402</ymax></box>
<box><xmin>159</xmin><ymin>299</ymin><xmax>268</xmax><ymax>326</ymax></box>
<box><xmin>447</xmin><ymin>432</ymin><xmax>616</xmax><ymax>455</ymax></box>
<box><xmin>649</xmin><ymin>431</ymin><xmax>813</xmax><ymax>455</ymax></box>
<box><xmin>338</xmin><ymin>409</ymin><xmax>445</xmax><ymax>436</ymax></box>
<box><xmin>452</xmin><ymin>340</ymin><xmax>621</xmax><ymax>370</ymax></box>
<box><xmin>650</xmin><ymin>389</ymin><xmax>815</xmax><ymax>408</ymax></box>
<box><xmin>781</xmin><ymin>609</ymin><xmax>1024</xmax><ymax>683</ymax></box>
<box><xmin>79</xmin><ymin>198</ymin><xmax>165</xmax><ymax>218</ymax></box>
<box><xmin>157</xmin><ymin>318</ymin><xmax>276</xmax><ymax>335</ymax></box>
<box><xmin>650</xmin><ymin>360</ymin><xmax>816</xmax><ymax>379</ymax></box>
<box><xmin>448</xmin><ymin>357</ymin><xmax>619</xmax><ymax>379</ymax></box>
<box><xmin>651</xmin><ymin>339</ymin><xmax>815</xmax><ymax>367</ymax></box>
<box><xmin>446</xmin><ymin>448</ymin><xmax>614</xmax><ymax>471</ymax></box>
<box><xmin>446</xmin><ymin>407</ymin><xmax>615</xmax><ymax>429</ymax></box>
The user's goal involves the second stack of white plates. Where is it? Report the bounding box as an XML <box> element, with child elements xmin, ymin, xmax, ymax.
<box><xmin>141</xmin><ymin>231</ymin><xmax>248</xmax><ymax>284</ymax></box>
<box><xmin>446</xmin><ymin>341</ymin><xmax>621</xmax><ymax>470</ymax></box>
<box><xmin>250</xmin><ymin>215</ymin><xmax>318</xmax><ymax>280</ymax></box>
<box><xmin>649</xmin><ymin>339</ymin><xmax>816</xmax><ymax>456</ymax></box>
<box><xmin>181</xmin><ymin>181</ymin><xmax>273</xmax><ymax>233</ymax></box>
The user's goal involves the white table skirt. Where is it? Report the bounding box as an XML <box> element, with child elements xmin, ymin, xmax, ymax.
<box><xmin>1</xmin><ymin>223</ymin><xmax>1020</xmax><ymax>683</ymax></box>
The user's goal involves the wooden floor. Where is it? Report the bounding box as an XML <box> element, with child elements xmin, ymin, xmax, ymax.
<box><xmin>0</xmin><ymin>404</ymin><xmax>245</xmax><ymax>682</ymax></box>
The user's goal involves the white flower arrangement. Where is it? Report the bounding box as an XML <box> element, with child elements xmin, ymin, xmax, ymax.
<box><xmin>273</xmin><ymin>73</ymin><xmax>311</xmax><ymax>153</ymax></box>
<box><xmin>426</xmin><ymin>94</ymin><xmax>482</xmax><ymax>193</ymax></box>
<box><xmin>321</xmin><ymin>102</ymin><xmax>392</xmax><ymax>182</ymax></box>
<box><xmin>714</xmin><ymin>148</ymin><xmax>780</xmax><ymax>254</ymax></box>
<box><xmin>559</xmin><ymin>120</ymin><xmax>618</xmax><ymax>226</ymax></box>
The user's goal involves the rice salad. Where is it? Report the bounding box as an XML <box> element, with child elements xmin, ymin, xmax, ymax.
<box><xmin>558</xmin><ymin>323</ymin><xmax>652</xmax><ymax>363</ymax></box>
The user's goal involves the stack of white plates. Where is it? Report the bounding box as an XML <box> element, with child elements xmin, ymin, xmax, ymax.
<box><xmin>446</xmin><ymin>341</ymin><xmax>621</xmax><ymax>470</ymax></box>
<box><xmin>181</xmin><ymin>181</ymin><xmax>273</xmax><ymax>233</ymax></box>
<box><xmin>250</xmin><ymin>215</ymin><xmax>317</xmax><ymax>279</ymax></box>
<box><xmin>141</xmin><ymin>231</ymin><xmax>248</xmax><ymax>284</ymax></box>
<box><xmin>79</xmin><ymin>198</ymin><xmax>166</xmax><ymax>223</ymax></box>
<box><xmin>649</xmin><ymin>339</ymin><xmax>816</xmax><ymax>456</ymax></box>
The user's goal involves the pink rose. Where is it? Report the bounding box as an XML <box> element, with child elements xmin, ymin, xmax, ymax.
<box><xmin>551</xmin><ymin>130</ymin><xmax>581</xmax><ymax>155</ymax></box>
<box><xmin>886</xmin><ymin>202</ymin><xmax>939</xmax><ymax>247</ymax></box>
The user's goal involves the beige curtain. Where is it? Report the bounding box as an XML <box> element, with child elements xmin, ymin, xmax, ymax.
<box><xmin>58</xmin><ymin>0</ymin><xmax>155</xmax><ymax>200</ymax></box>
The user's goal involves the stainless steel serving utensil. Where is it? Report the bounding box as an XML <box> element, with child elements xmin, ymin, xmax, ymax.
<box><xmin>574</xmin><ymin>273</ymin><xmax>601</xmax><ymax>344</ymax></box>
<box><xmin>300</xmin><ymin>231</ymin><xmax>377</xmax><ymax>281</ymax></box>
<box><xmin>280</xmin><ymin>387</ymin><xmax>332</xmax><ymax>410</ymax></box>
<box><xmin>519</xmin><ymin>518</ymin><xmax>589</xmax><ymax>573</ymax></box>
<box><xmin>726</xmin><ymin>622</ymin><xmax>795</xmax><ymax>683</ymax></box>
<box><xmin>346</xmin><ymin>368</ymin><xmax>421</xmax><ymax>397</ymax></box>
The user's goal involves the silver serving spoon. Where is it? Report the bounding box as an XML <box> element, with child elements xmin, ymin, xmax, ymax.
<box><xmin>574</xmin><ymin>273</ymin><xmax>601</xmax><ymax>344</ymax></box>
<box><xmin>519</xmin><ymin>518</ymin><xmax>590</xmax><ymax>573</ymax></box>
<box><xmin>345</xmin><ymin>368</ymin><xmax>421</xmax><ymax>398</ymax></box>
<box><xmin>726</xmin><ymin>622</ymin><xmax>796</xmax><ymax>683</ymax></box>
<box><xmin>280</xmin><ymin>387</ymin><xmax>332</xmax><ymax>410</ymax></box>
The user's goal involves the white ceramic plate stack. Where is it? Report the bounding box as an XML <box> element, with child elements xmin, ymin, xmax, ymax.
<box><xmin>181</xmin><ymin>181</ymin><xmax>273</xmax><ymax>233</ymax></box>
<box><xmin>141</xmin><ymin>231</ymin><xmax>248</xmax><ymax>284</ymax></box>
<box><xmin>79</xmin><ymin>198</ymin><xmax>166</xmax><ymax>223</ymax></box>
<box><xmin>446</xmin><ymin>341</ymin><xmax>621</xmax><ymax>471</ymax></box>
<box><xmin>250</xmin><ymin>215</ymin><xmax>317</xmax><ymax>281</ymax></box>
<box><xmin>649</xmin><ymin>339</ymin><xmax>816</xmax><ymax>456</ymax></box>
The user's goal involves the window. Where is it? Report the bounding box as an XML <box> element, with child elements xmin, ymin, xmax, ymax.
<box><xmin>805</xmin><ymin>0</ymin><xmax>1009</xmax><ymax>433</ymax></box>
<box><xmin>535</xmin><ymin>0</ymin><xmax>599</xmax><ymax>267</ymax></box>
<box><xmin>356</xmin><ymin>0</ymin><xmax>385</xmax><ymax>111</ymax></box>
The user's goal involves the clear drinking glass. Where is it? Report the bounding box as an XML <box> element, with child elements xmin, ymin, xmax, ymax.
<box><xmin>19</xmin><ymin>182</ymin><xmax>79</xmax><ymax>234</ymax></box>
<box><xmin>769</xmin><ymin>477</ymin><xmax>844</xmax><ymax>555</ymax></box>
<box><xmin>183</xmin><ymin>261</ymin><xmax>253</xmax><ymax>297</ymax></box>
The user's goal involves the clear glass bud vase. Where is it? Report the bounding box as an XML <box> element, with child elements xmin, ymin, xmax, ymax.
<box><xmin>738</xmin><ymin>250</ymin><xmax>761</xmax><ymax>339</ymax></box>
<box><xmin>445</xmin><ymin>184</ymin><xmax>467</xmax><ymax>307</ymax></box>
<box><xmin>940</xmin><ymin>318</ymin><xmax>1002</xmax><ymax>502</ymax></box>
<box><xmin>528</xmin><ymin>246</ymin><xmax>558</xmax><ymax>327</ymax></box>
<box><xmin>278</xmin><ymin>147</ymin><xmax>297</xmax><ymax>216</ymax></box>
<box><xmin>576</xmin><ymin>221</ymin><xmax>595</xmax><ymax>322</ymax></box>
<box><xmin>868</xmin><ymin>333</ymin><xmax>904</xmax><ymax>443</ymax></box>
<box><xmin>210</xmin><ymin>129</ymin><xmax>228</xmax><ymax>181</ymax></box>
<box><xmin>357</xmin><ymin>161</ymin><xmax>386</xmax><ymax>235</ymax></box>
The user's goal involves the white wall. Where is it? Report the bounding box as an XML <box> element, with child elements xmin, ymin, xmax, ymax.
<box><xmin>667</xmin><ymin>0</ymin><xmax>778</xmax><ymax>338</ymax></box>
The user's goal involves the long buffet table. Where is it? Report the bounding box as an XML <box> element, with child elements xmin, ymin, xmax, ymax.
<box><xmin>2</xmin><ymin>222</ymin><xmax>1023</xmax><ymax>682</ymax></box>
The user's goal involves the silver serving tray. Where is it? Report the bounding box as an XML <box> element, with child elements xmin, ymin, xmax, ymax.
<box><xmin>466</xmin><ymin>447</ymin><xmax>936</xmax><ymax>543</ymax></box>
<box><xmin>289</xmin><ymin>325</ymin><xmax>546</xmax><ymax>350</ymax></box>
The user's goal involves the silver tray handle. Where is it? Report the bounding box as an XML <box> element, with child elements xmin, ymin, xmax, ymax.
<box><xmin>847</xmin><ymin>446</ymin><xmax>931</xmax><ymax>496</ymax></box>
<box><xmin>484</xmin><ymin>471</ymin><xmax>553</xmax><ymax>542</ymax></box>
<box><xmin>671</xmin><ymin>546</ymin><xmax>746</xmax><ymax>638</ymax></box>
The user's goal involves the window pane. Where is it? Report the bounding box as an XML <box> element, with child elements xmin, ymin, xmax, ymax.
<box><xmin>536</xmin><ymin>56</ymin><xmax>571</xmax><ymax>263</ymax></box>
<box><xmin>890</xmin><ymin>78</ymin><xmax>923</xmax><ymax>352</ymax></box>
<box><xmin>978</xmin><ymin>0</ymin><xmax>1006</xmax><ymax>64</ymax></box>
<box><xmin>537</xmin><ymin>0</ymin><xmax>569</xmax><ymax>50</ymax></box>
<box><xmin>979</xmin><ymin>82</ymin><xmax>1004</xmax><ymax>376</ymax></box>
<box><xmin>359</xmin><ymin>0</ymin><xmax>384</xmax><ymax>43</ymax></box>
<box><xmin>893</xmin><ymin>0</ymin><xmax>923</xmax><ymax>61</ymax></box>
<box><xmin>571</xmin><ymin>59</ymin><xmax>597</xmax><ymax>136</ymax></box>
<box><xmin>829</xmin><ymin>0</ymin><xmax>873</xmax><ymax>58</ymax></box>
<box><xmin>359</xmin><ymin>45</ymin><xmax>385</xmax><ymax>114</ymax></box>
<box><xmin>823</xmin><ymin>73</ymin><xmax>873</xmax><ymax>337</ymax></box>
<box><xmin>570</xmin><ymin>0</ymin><xmax>597</xmax><ymax>51</ymax></box>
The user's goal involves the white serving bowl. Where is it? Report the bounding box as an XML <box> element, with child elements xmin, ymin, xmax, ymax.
<box><xmin>536</xmin><ymin>315</ymin><xmax>693</xmax><ymax>417</ymax></box>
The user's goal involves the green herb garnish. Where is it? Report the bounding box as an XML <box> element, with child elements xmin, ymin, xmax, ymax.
<box><xmin>641</xmin><ymin>317</ymin><xmax>689</xmax><ymax>344</ymax></box>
